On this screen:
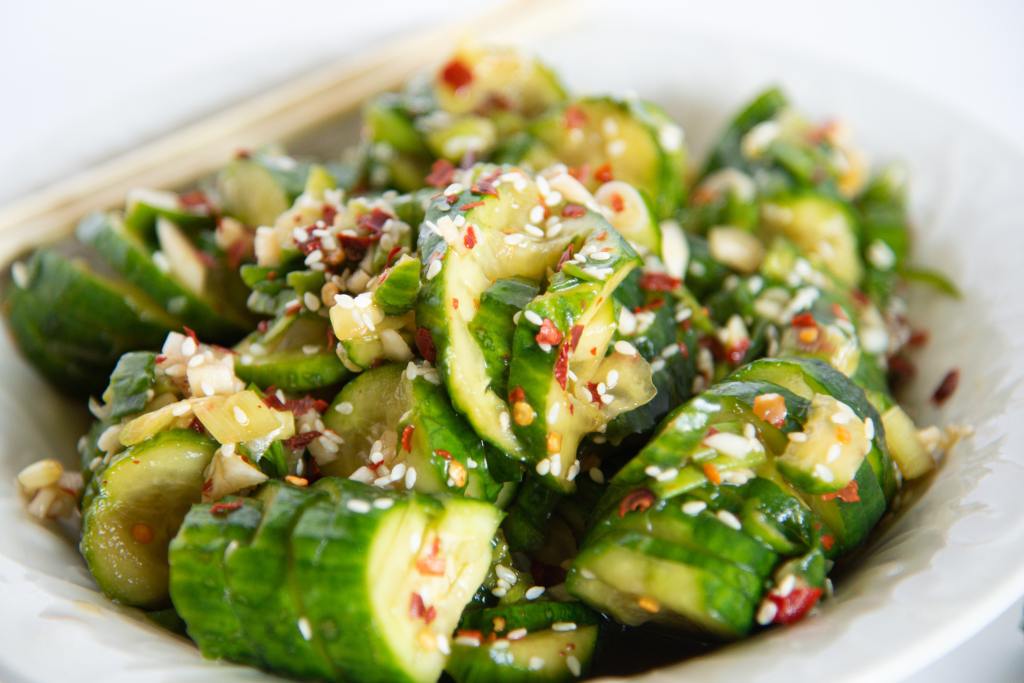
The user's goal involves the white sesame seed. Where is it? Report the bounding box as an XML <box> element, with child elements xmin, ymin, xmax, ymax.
<box><xmin>507</xmin><ymin>627</ymin><xmax>528</xmax><ymax>641</ymax></box>
<box><xmin>504</xmin><ymin>233</ymin><xmax>526</xmax><ymax>246</ymax></box>
<box><xmin>405</xmin><ymin>467</ymin><xmax>417</xmax><ymax>489</ymax></box>
<box><xmin>826</xmin><ymin>443</ymin><xmax>842</xmax><ymax>463</ymax></box>
<box><xmin>491</xmin><ymin>586</ymin><xmax>507</xmax><ymax>598</ymax></box>
<box><xmin>535</xmin><ymin>458</ymin><xmax>551</xmax><ymax>476</ymax></box>
<box><xmin>614</xmin><ymin>340</ymin><xmax>638</xmax><ymax>357</ymax></box>
<box><xmin>495</xmin><ymin>565</ymin><xmax>518</xmax><ymax>585</ymax></box>
<box><xmin>524</xmin><ymin>223</ymin><xmax>545</xmax><ymax>238</ymax></box>
<box><xmin>180</xmin><ymin>336</ymin><xmax>197</xmax><ymax>357</ymax></box>
<box><xmin>546</xmin><ymin>222</ymin><xmax>563</xmax><ymax>238</ymax></box>
<box><xmin>682</xmin><ymin>500</ymin><xmax>707</xmax><ymax>516</ymax></box>
<box><xmin>499</xmin><ymin>411</ymin><xmax>511</xmax><ymax>431</ymax></box>
<box><xmin>716</xmin><ymin>510</ymin><xmax>742</xmax><ymax>530</ymax></box>
<box><xmin>436</xmin><ymin>634</ymin><xmax>450</xmax><ymax>655</ymax></box>
<box><xmin>524</xmin><ymin>310</ymin><xmax>544</xmax><ymax>326</ymax></box>
<box><xmin>814</xmin><ymin>463</ymin><xmax>835</xmax><ymax>483</ymax></box>
<box><xmin>864</xmin><ymin>418</ymin><xmax>875</xmax><ymax>441</ymax></box>
<box><xmin>606</xmin><ymin>369</ymin><xmax>620</xmax><ymax>389</ymax></box>
<box><xmin>525</xmin><ymin>585</ymin><xmax>546</xmax><ymax>600</ymax></box>
<box><xmin>756</xmin><ymin>600</ymin><xmax>778</xmax><ymax>625</ymax></box>
<box><xmin>644</xmin><ymin>464</ymin><xmax>662</xmax><ymax>477</ymax></box>
<box><xmin>335</xmin><ymin>401</ymin><xmax>354</xmax><ymax>415</ymax></box>
<box><xmin>302</xmin><ymin>344</ymin><xmax>320</xmax><ymax>356</ymax></box>
<box><xmin>529</xmin><ymin>657</ymin><xmax>545</xmax><ymax>671</ymax></box>
<box><xmin>551</xmin><ymin>621</ymin><xmax>576</xmax><ymax>632</ymax></box>
<box><xmin>232</xmin><ymin>406</ymin><xmax>249</xmax><ymax>425</ymax></box>
<box><xmin>303</xmin><ymin>291</ymin><xmax>321</xmax><ymax>311</ymax></box>
<box><xmin>655</xmin><ymin>467</ymin><xmax>678</xmax><ymax>482</ymax></box>
<box><xmin>298</xmin><ymin>617</ymin><xmax>313</xmax><ymax>640</ymax></box>
<box><xmin>567</xmin><ymin>460</ymin><xmax>580</xmax><ymax>481</ymax></box>
<box><xmin>830</xmin><ymin>411</ymin><xmax>851</xmax><ymax>425</ymax></box>
<box><xmin>549</xmin><ymin>454</ymin><xmax>562</xmax><ymax>477</ymax></box>
<box><xmin>788</xmin><ymin>432</ymin><xmax>808</xmax><ymax>443</ymax></box>
<box><xmin>346</xmin><ymin>499</ymin><xmax>371</xmax><ymax>513</ymax></box>
<box><xmin>372</xmin><ymin>497</ymin><xmax>394</xmax><ymax>510</ymax></box>
<box><xmin>567</xmin><ymin>654</ymin><xmax>582</xmax><ymax>677</ymax></box>
<box><xmin>11</xmin><ymin>261</ymin><xmax>29</xmax><ymax>288</ymax></box>
<box><xmin>390</xmin><ymin>462</ymin><xmax>407</xmax><ymax>482</ymax></box>
<box><xmin>777</xmin><ymin>574</ymin><xmax>796</xmax><ymax>597</ymax></box>
<box><xmin>425</xmin><ymin>259</ymin><xmax>442</xmax><ymax>280</ymax></box>
<box><xmin>547</xmin><ymin>401</ymin><xmax>561</xmax><ymax>424</ymax></box>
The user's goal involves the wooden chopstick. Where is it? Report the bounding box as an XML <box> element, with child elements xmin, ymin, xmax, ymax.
<box><xmin>0</xmin><ymin>0</ymin><xmax>578</xmax><ymax>266</ymax></box>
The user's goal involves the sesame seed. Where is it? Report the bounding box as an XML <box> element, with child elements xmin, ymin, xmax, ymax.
<box><xmin>507</xmin><ymin>627</ymin><xmax>528</xmax><ymax>641</ymax></box>
<box><xmin>298</xmin><ymin>617</ymin><xmax>313</xmax><ymax>640</ymax></box>
<box><xmin>567</xmin><ymin>460</ymin><xmax>580</xmax><ymax>481</ymax></box>
<box><xmin>302</xmin><ymin>344</ymin><xmax>320</xmax><ymax>355</ymax></box>
<box><xmin>777</xmin><ymin>574</ymin><xmax>796</xmax><ymax>597</ymax></box>
<box><xmin>335</xmin><ymin>401</ymin><xmax>354</xmax><ymax>415</ymax></box>
<box><xmin>814</xmin><ymin>463</ymin><xmax>835</xmax><ymax>483</ymax></box>
<box><xmin>437</xmin><ymin>634</ymin><xmax>451</xmax><ymax>655</ymax></box>
<box><xmin>524</xmin><ymin>223</ymin><xmax>545</xmax><ymax>238</ymax></box>
<box><xmin>535</xmin><ymin>459</ymin><xmax>551</xmax><ymax>476</ymax></box>
<box><xmin>232</xmin><ymin>406</ymin><xmax>249</xmax><ymax>425</ymax></box>
<box><xmin>524</xmin><ymin>310</ymin><xmax>544</xmax><ymax>326</ymax></box>
<box><xmin>495</xmin><ymin>565</ymin><xmax>518</xmax><ymax>584</ymax></box>
<box><xmin>405</xmin><ymin>467</ymin><xmax>417</xmax><ymax>489</ymax></box>
<box><xmin>614</xmin><ymin>340</ymin><xmax>638</xmax><ymax>356</ymax></box>
<box><xmin>491</xmin><ymin>586</ymin><xmax>507</xmax><ymax>598</ymax></box>
<box><xmin>682</xmin><ymin>500</ymin><xmax>707</xmax><ymax>516</ymax></box>
<box><xmin>373</xmin><ymin>497</ymin><xmax>394</xmax><ymax>510</ymax></box>
<box><xmin>549</xmin><ymin>454</ymin><xmax>562</xmax><ymax>477</ymax></box>
<box><xmin>346</xmin><ymin>499</ymin><xmax>371</xmax><ymax>513</ymax></box>
<box><xmin>756</xmin><ymin>600</ymin><xmax>778</xmax><ymax>625</ymax></box>
<box><xmin>716</xmin><ymin>510</ymin><xmax>742</xmax><ymax>530</ymax></box>
<box><xmin>655</xmin><ymin>467</ymin><xmax>678</xmax><ymax>482</ymax></box>
<box><xmin>547</xmin><ymin>401</ymin><xmax>561</xmax><ymax>423</ymax></box>
<box><xmin>303</xmin><ymin>291</ymin><xmax>321</xmax><ymax>311</ymax></box>
<box><xmin>567</xmin><ymin>655</ymin><xmax>582</xmax><ymax>677</ymax></box>
<box><xmin>826</xmin><ymin>443</ymin><xmax>842</xmax><ymax>463</ymax></box>
<box><xmin>11</xmin><ymin>261</ymin><xmax>28</xmax><ymax>288</ymax></box>
<box><xmin>335</xmin><ymin>294</ymin><xmax>355</xmax><ymax>309</ymax></box>
<box><xmin>171</xmin><ymin>401</ymin><xmax>192</xmax><ymax>417</ymax></box>
<box><xmin>644</xmin><ymin>464</ymin><xmax>662</xmax><ymax>477</ymax></box>
<box><xmin>390</xmin><ymin>462</ymin><xmax>407</xmax><ymax>482</ymax></box>
<box><xmin>788</xmin><ymin>432</ymin><xmax>808</xmax><ymax>443</ymax></box>
<box><xmin>546</xmin><ymin>223</ymin><xmax>563</xmax><ymax>238</ymax></box>
<box><xmin>180</xmin><ymin>336</ymin><xmax>197</xmax><ymax>357</ymax></box>
<box><xmin>425</xmin><ymin>259</ymin><xmax>442</xmax><ymax>280</ymax></box>
<box><xmin>200</xmin><ymin>380</ymin><xmax>215</xmax><ymax>397</ymax></box>
<box><xmin>529</xmin><ymin>657</ymin><xmax>545</xmax><ymax>671</ymax></box>
<box><xmin>865</xmin><ymin>417</ymin><xmax>875</xmax><ymax>441</ymax></box>
<box><xmin>525</xmin><ymin>585</ymin><xmax>546</xmax><ymax>600</ymax></box>
<box><xmin>551</xmin><ymin>621</ymin><xmax>576</xmax><ymax>632</ymax></box>
<box><xmin>590</xmin><ymin>250</ymin><xmax>612</xmax><ymax>261</ymax></box>
<box><xmin>606</xmin><ymin>369</ymin><xmax>620</xmax><ymax>389</ymax></box>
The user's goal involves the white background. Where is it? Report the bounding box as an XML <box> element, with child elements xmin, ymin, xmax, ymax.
<box><xmin>1</xmin><ymin>0</ymin><xmax>1022</xmax><ymax>679</ymax></box>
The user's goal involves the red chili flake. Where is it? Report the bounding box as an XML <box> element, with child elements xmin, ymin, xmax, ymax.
<box><xmin>821</xmin><ymin>534</ymin><xmax>835</xmax><ymax>551</ymax></box>
<box><xmin>178</xmin><ymin>190</ymin><xmax>210</xmax><ymax>209</ymax></box>
<box><xmin>908</xmin><ymin>329</ymin><xmax>930</xmax><ymax>348</ymax></box>
<box><xmin>535</xmin><ymin>318</ymin><xmax>564</xmax><ymax>346</ymax></box>
<box><xmin>456</xmin><ymin>629</ymin><xmax>483</xmax><ymax>642</ymax></box>
<box><xmin>188</xmin><ymin>417</ymin><xmax>206</xmax><ymax>435</ymax></box>
<box><xmin>888</xmin><ymin>354</ymin><xmax>916</xmax><ymax>391</ymax></box>
<box><xmin>830</xmin><ymin>302</ymin><xmax>848</xmax><ymax>321</ymax></box>
<box><xmin>791</xmin><ymin>312</ymin><xmax>817</xmax><ymax>328</ymax></box>
<box><xmin>586</xmin><ymin>382</ymin><xmax>602</xmax><ymax>404</ymax></box>
<box><xmin>564</xmin><ymin>105</ymin><xmax>588</xmax><ymax>129</ymax></box>
<box><xmin>561</xmin><ymin>203</ymin><xmax>586</xmax><ymax>218</ymax></box>
<box><xmin>284</xmin><ymin>431</ymin><xmax>321</xmax><ymax>450</ymax></box>
<box><xmin>460</xmin><ymin>200</ymin><xmax>485</xmax><ymax>212</ymax></box>
<box><xmin>851</xmin><ymin>289</ymin><xmax>870</xmax><ymax>305</ymax></box>
<box><xmin>555</xmin><ymin>243</ymin><xmax>575</xmax><ymax>272</ymax></box>
<box><xmin>703</xmin><ymin>462</ymin><xmax>722</xmax><ymax>485</ymax></box>
<box><xmin>284</xmin><ymin>299</ymin><xmax>303</xmax><ymax>316</ymax></box>
<box><xmin>461</xmin><ymin>225</ymin><xmax>478</xmax><ymax>250</ymax></box>
<box><xmin>568</xmin><ymin>164</ymin><xmax>590</xmax><ymax>182</ymax></box>
<box><xmin>452</xmin><ymin>298</ymin><xmax>460</xmax><ymax>310</ymax></box>
<box><xmin>609</xmin><ymin>192</ymin><xmax>625</xmax><ymax>213</ymax></box>
<box><xmin>678</xmin><ymin>342</ymin><xmax>690</xmax><ymax>358</ymax></box>
<box><xmin>416</xmin><ymin>539</ymin><xmax>446</xmax><ymax>576</ymax></box>
<box><xmin>386</xmin><ymin>245</ymin><xmax>403</xmax><ymax>267</ymax></box>
<box><xmin>400</xmin><ymin>425</ymin><xmax>415</xmax><ymax>453</ymax></box>
<box><xmin>932</xmin><ymin>369</ymin><xmax>959</xmax><ymax>405</ymax></box>
<box><xmin>594</xmin><ymin>163</ymin><xmax>614</xmax><ymax>183</ymax></box>
<box><xmin>211</xmin><ymin>500</ymin><xmax>244</xmax><ymax>516</ymax></box>
<box><xmin>426</xmin><ymin>159</ymin><xmax>456</xmax><ymax>188</ymax></box>
<box><xmin>440</xmin><ymin>58</ymin><xmax>474</xmax><ymax>90</ymax></box>
<box><xmin>423</xmin><ymin>605</ymin><xmax>437</xmax><ymax>624</ymax></box>
<box><xmin>568</xmin><ymin>324</ymin><xmax>584</xmax><ymax>351</ymax></box>
<box><xmin>821</xmin><ymin>479</ymin><xmax>860</xmax><ymax>503</ymax></box>
<box><xmin>183</xmin><ymin>326</ymin><xmax>200</xmax><ymax>344</ymax></box>
<box><xmin>509</xmin><ymin>386</ymin><xmax>525</xmax><ymax>403</ymax></box>
<box><xmin>590</xmin><ymin>346</ymin><xmax>597</xmax><ymax>356</ymax></box>
<box><xmin>266</xmin><ymin>271</ymin><xmax>278</xmax><ymax>281</ymax></box>
<box><xmin>285</xmin><ymin>396</ymin><xmax>329</xmax><ymax>416</ymax></box>
<box><xmin>415</xmin><ymin>327</ymin><xmax>437</xmax><ymax>364</ymax></box>
<box><xmin>202</xmin><ymin>478</ymin><xmax>213</xmax><ymax>494</ymax></box>
<box><xmin>262</xmin><ymin>387</ymin><xmax>286</xmax><ymax>410</ymax></box>
<box><xmin>471</xmin><ymin>178</ymin><xmax>499</xmax><ymax>198</ymax></box>
<box><xmin>435</xmin><ymin>449</ymin><xmax>452</xmax><ymax>461</ymax></box>
<box><xmin>257</xmin><ymin>319</ymin><xmax>270</xmax><ymax>334</ymax></box>
<box><xmin>618</xmin><ymin>488</ymin><xmax>656</xmax><ymax>518</ymax></box>
<box><xmin>155</xmin><ymin>354</ymin><xmax>167</xmax><ymax>364</ymax></box>
<box><xmin>554</xmin><ymin>342</ymin><xmax>570</xmax><ymax>390</ymax></box>
<box><xmin>725</xmin><ymin>338</ymin><xmax>751</xmax><ymax>365</ymax></box>
<box><xmin>639</xmin><ymin>272</ymin><xmax>681</xmax><ymax>292</ymax></box>
<box><xmin>769</xmin><ymin>585</ymin><xmax>823</xmax><ymax>625</ymax></box>
<box><xmin>409</xmin><ymin>592</ymin><xmax>427</xmax><ymax>620</ymax></box>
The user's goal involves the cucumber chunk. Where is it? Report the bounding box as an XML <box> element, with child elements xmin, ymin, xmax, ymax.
<box><xmin>81</xmin><ymin>429</ymin><xmax>218</xmax><ymax>608</ymax></box>
<box><xmin>292</xmin><ymin>481</ymin><xmax>502</xmax><ymax>683</ymax></box>
<box><xmin>235</xmin><ymin>313</ymin><xmax>349</xmax><ymax>392</ymax></box>
<box><xmin>169</xmin><ymin>497</ymin><xmax>264</xmax><ymax>663</ymax></box>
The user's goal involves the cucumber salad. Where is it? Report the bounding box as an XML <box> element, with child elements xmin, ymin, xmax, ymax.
<box><xmin>8</xmin><ymin>45</ymin><xmax>963</xmax><ymax>682</ymax></box>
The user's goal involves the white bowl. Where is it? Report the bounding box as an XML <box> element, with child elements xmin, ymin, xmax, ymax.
<box><xmin>2</xmin><ymin>10</ymin><xmax>1023</xmax><ymax>683</ymax></box>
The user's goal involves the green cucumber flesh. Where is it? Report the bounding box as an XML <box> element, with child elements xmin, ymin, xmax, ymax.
<box><xmin>235</xmin><ymin>313</ymin><xmax>349</xmax><ymax>392</ymax></box>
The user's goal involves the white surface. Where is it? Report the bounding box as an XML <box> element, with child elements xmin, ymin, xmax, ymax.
<box><xmin>1</xmin><ymin>1</ymin><xmax>1023</xmax><ymax>681</ymax></box>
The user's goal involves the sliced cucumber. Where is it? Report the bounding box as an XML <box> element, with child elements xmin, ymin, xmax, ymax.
<box><xmin>881</xmin><ymin>404</ymin><xmax>933</xmax><ymax>479</ymax></box>
<box><xmin>292</xmin><ymin>480</ymin><xmax>502</xmax><ymax>683</ymax></box>
<box><xmin>322</xmin><ymin>363</ymin><xmax>502</xmax><ymax>501</ymax></box>
<box><xmin>217</xmin><ymin>154</ymin><xmax>304</xmax><ymax>226</ymax></box>
<box><xmin>223</xmin><ymin>481</ymin><xmax>336</xmax><ymax>679</ymax></box>
<box><xmin>373</xmin><ymin>253</ymin><xmax>422</xmax><ymax>315</ymax></box>
<box><xmin>124</xmin><ymin>188</ymin><xmax>216</xmax><ymax>243</ymax></box>
<box><xmin>434</xmin><ymin>45</ymin><xmax>566</xmax><ymax>118</ymax></box>
<box><xmin>78</xmin><ymin>212</ymin><xmax>248</xmax><ymax>342</ymax></box>
<box><xmin>103</xmin><ymin>351</ymin><xmax>156</xmax><ymax>419</ymax></box>
<box><xmin>448</xmin><ymin>601</ymin><xmax>600</xmax><ymax>683</ymax></box>
<box><xmin>81</xmin><ymin>429</ymin><xmax>218</xmax><ymax>608</ymax></box>
<box><xmin>235</xmin><ymin>313</ymin><xmax>349</xmax><ymax>392</ymax></box>
<box><xmin>531</xmin><ymin>97</ymin><xmax>687</xmax><ymax>218</ymax></box>
<box><xmin>594</xmin><ymin>180</ymin><xmax>660</xmax><ymax>254</ymax></box>
<box><xmin>169</xmin><ymin>497</ymin><xmax>264</xmax><ymax>662</ymax></box>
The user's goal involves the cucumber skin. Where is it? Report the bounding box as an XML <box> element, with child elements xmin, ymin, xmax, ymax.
<box><xmin>169</xmin><ymin>499</ymin><xmax>265</xmax><ymax>663</ymax></box>
<box><xmin>235</xmin><ymin>345</ymin><xmax>350</xmax><ymax>393</ymax></box>
<box><xmin>470</xmin><ymin>278</ymin><xmax>540</xmax><ymax>400</ymax></box>
<box><xmin>77</xmin><ymin>212</ymin><xmax>248</xmax><ymax>343</ymax></box>
<box><xmin>223</xmin><ymin>482</ymin><xmax>336</xmax><ymax>679</ymax></box>
<box><xmin>5</xmin><ymin>249</ymin><xmax>175</xmax><ymax>395</ymax></box>
<box><xmin>373</xmin><ymin>254</ymin><xmax>422</xmax><ymax>315</ymax></box>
